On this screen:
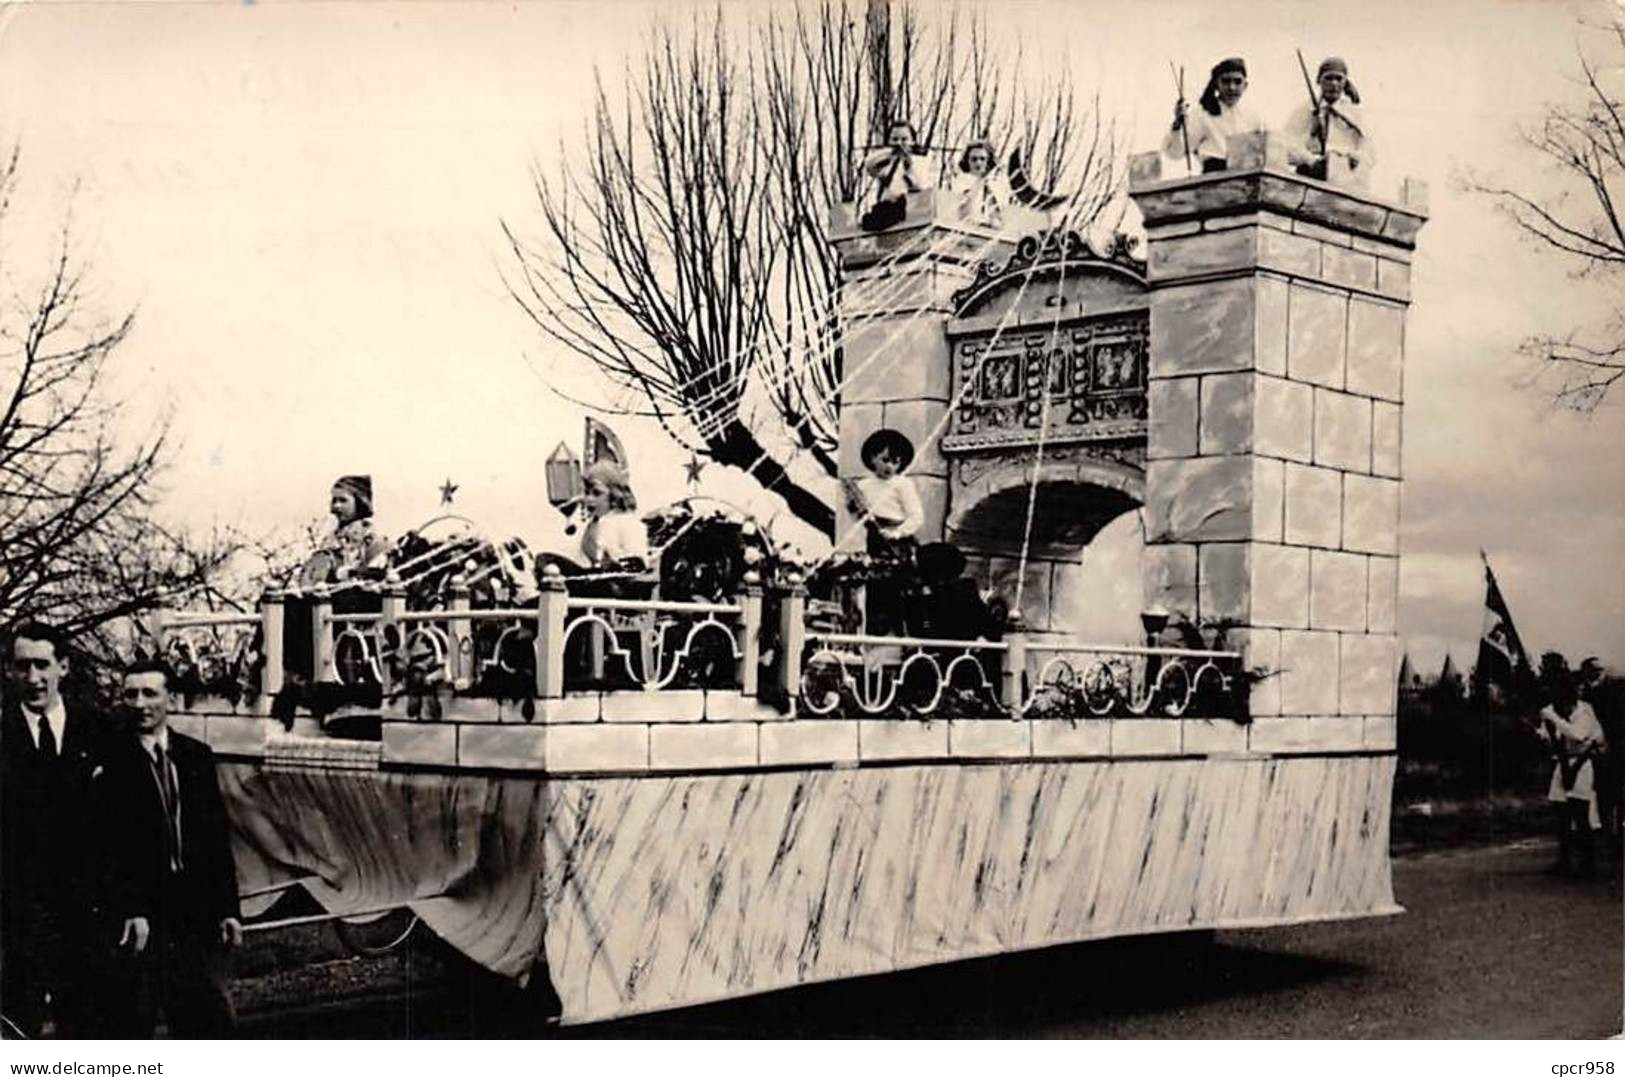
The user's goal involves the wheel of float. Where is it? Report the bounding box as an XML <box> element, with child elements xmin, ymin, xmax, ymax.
<box><xmin>335</xmin><ymin>907</ymin><xmax>420</xmax><ymax>956</ymax></box>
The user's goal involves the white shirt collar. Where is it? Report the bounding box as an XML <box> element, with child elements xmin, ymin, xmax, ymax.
<box><xmin>139</xmin><ymin>726</ymin><xmax>171</xmax><ymax>760</ymax></box>
<box><xmin>19</xmin><ymin>697</ymin><xmax>68</xmax><ymax>750</ymax></box>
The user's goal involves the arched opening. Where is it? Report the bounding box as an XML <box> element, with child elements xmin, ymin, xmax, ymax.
<box><xmin>946</xmin><ymin>473</ymin><xmax>1144</xmax><ymax>642</ymax></box>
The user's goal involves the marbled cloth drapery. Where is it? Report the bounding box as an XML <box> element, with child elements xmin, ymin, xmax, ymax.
<box><xmin>537</xmin><ymin>755</ymin><xmax>1397</xmax><ymax>1023</ymax></box>
<box><xmin>219</xmin><ymin>764</ymin><xmax>550</xmax><ymax>980</ymax></box>
<box><xmin>216</xmin><ymin>754</ymin><xmax>1396</xmax><ymax>1024</ymax></box>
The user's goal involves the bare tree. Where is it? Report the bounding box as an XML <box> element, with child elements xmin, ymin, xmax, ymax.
<box><xmin>1472</xmin><ymin>19</ymin><xmax>1624</xmax><ymax>411</ymax></box>
<box><xmin>505</xmin><ymin>2</ymin><xmax>1121</xmax><ymax>537</ymax></box>
<box><xmin>0</xmin><ymin>146</ymin><xmax>240</xmax><ymax>667</ymax></box>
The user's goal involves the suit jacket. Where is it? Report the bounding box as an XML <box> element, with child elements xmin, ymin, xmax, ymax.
<box><xmin>0</xmin><ymin>701</ymin><xmax>110</xmax><ymax>936</ymax></box>
<box><xmin>100</xmin><ymin>730</ymin><xmax>241</xmax><ymax>936</ymax></box>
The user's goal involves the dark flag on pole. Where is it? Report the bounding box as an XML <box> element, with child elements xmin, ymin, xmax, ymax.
<box><xmin>1474</xmin><ymin>551</ymin><xmax>1532</xmax><ymax>706</ymax></box>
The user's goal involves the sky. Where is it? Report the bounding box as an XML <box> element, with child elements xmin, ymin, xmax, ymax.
<box><xmin>1</xmin><ymin>0</ymin><xmax>1621</xmax><ymax>674</ymax></box>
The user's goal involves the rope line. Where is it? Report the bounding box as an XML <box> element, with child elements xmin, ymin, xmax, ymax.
<box><xmin>682</xmin><ymin>223</ymin><xmax>1010</xmax><ymax>438</ymax></box>
<box><xmin>1012</xmin><ymin>238</ymin><xmax>1071</xmax><ymax>612</ymax></box>
<box><xmin>652</xmin><ymin>224</ymin><xmax>1016</xmax><ymax>557</ymax></box>
<box><xmin>807</xmin><ymin>242</ymin><xmax>1047</xmax><ymax>572</ymax></box>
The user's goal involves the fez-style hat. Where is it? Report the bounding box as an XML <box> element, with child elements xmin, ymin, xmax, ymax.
<box><xmin>860</xmin><ymin>428</ymin><xmax>915</xmax><ymax>472</ymax></box>
<box><xmin>332</xmin><ymin>474</ymin><xmax>373</xmax><ymax>518</ymax></box>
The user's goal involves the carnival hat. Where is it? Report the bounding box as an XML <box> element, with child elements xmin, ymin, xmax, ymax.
<box><xmin>860</xmin><ymin>428</ymin><xmax>915</xmax><ymax>471</ymax></box>
<box><xmin>1316</xmin><ymin>56</ymin><xmax>1360</xmax><ymax>104</ymax></box>
<box><xmin>332</xmin><ymin>474</ymin><xmax>373</xmax><ymax>517</ymax></box>
<box><xmin>1200</xmin><ymin>56</ymin><xmax>1248</xmax><ymax>115</ymax></box>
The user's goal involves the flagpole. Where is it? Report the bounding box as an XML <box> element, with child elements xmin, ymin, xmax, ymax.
<box><xmin>1476</xmin><ymin>547</ymin><xmax>1535</xmax><ymax>710</ymax></box>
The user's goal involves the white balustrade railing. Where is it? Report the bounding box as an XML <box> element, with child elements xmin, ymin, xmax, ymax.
<box><xmin>1019</xmin><ymin>640</ymin><xmax>1241</xmax><ymax>719</ymax></box>
<box><xmin>153</xmin><ymin>608</ymin><xmax>265</xmax><ymax>701</ymax></box>
<box><xmin>796</xmin><ymin>630</ymin><xmax>1244</xmax><ymax>721</ymax></box>
<box><xmin>154</xmin><ymin>565</ymin><xmax>770</xmax><ymax>711</ymax></box>
<box><xmin>801</xmin><ymin>631</ymin><xmax>1009</xmax><ymax>717</ymax></box>
<box><xmin>152</xmin><ymin>569</ymin><xmax>1243</xmax><ymax>724</ymax></box>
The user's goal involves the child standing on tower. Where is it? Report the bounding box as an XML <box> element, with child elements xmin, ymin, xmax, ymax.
<box><xmin>844</xmin><ymin>428</ymin><xmax>924</xmax><ymax>635</ymax></box>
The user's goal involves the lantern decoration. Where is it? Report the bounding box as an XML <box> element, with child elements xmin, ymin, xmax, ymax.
<box><xmin>545</xmin><ymin>442</ymin><xmax>583</xmax><ymax>509</ymax></box>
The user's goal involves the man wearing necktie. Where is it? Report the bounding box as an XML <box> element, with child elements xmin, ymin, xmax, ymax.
<box><xmin>99</xmin><ymin>659</ymin><xmax>242</xmax><ymax>1038</ymax></box>
<box><xmin>1</xmin><ymin>623</ymin><xmax>108</xmax><ymax>1038</ymax></box>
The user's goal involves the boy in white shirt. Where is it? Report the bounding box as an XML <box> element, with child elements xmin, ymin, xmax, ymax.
<box><xmin>1534</xmin><ymin>679</ymin><xmax>1609</xmax><ymax>876</ymax></box>
<box><xmin>849</xmin><ymin>428</ymin><xmax>924</xmax><ymax>553</ymax></box>
<box><xmin>1163</xmin><ymin>57</ymin><xmax>1265</xmax><ymax>173</ymax></box>
<box><xmin>1282</xmin><ymin>56</ymin><xmax>1374</xmax><ymax>188</ymax></box>
<box><xmin>844</xmin><ymin>428</ymin><xmax>924</xmax><ymax>637</ymax></box>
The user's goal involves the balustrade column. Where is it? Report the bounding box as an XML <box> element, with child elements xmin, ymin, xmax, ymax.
<box><xmin>379</xmin><ymin>570</ymin><xmax>405</xmax><ymax>698</ymax></box>
<box><xmin>259</xmin><ymin>590</ymin><xmax>285</xmax><ymax>699</ymax></box>
<box><xmin>776</xmin><ymin>573</ymin><xmax>807</xmax><ymax>705</ymax></box>
<box><xmin>1001</xmin><ymin>612</ymin><xmax>1028</xmax><ymax>710</ymax></box>
<box><xmin>146</xmin><ymin>605</ymin><xmax>170</xmax><ymax>662</ymax></box>
<box><xmin>448</xmin><ymin>574</ymin><xmax>472</xmax><ymax>690</ymax></box>
<box><xmin>737</xmin><ymin>572</ymin><xmax>762</xmax><ymax>697</ymax></box>
<box><xmin>311</xmin><ymin>588</ymin><xmax>335</xmax><ymax>683</ymax></box>
<box><xmin>534</xmin><ymin>565</ymin><xmax>568</xmax><ymax>699</ymax></box>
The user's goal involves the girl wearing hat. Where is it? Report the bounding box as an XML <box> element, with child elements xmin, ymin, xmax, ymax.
<box><xmin>1283</xmin><ymin>57</ymin><xmax>1374</xmax><ymax>186</ymax></box>
<box><xmin>1163</xmin><ymin>57</ymin><xmax>1265</xmax><ymax>173</ymax></box>
<box><xmin>299</xmin><ymin>474</ymin><xmax>387</xmax><ymax>588</ymax></box>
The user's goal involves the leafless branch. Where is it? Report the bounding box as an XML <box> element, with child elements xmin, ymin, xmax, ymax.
<box><xmin>1466</xmin><ymin>19</ymin><xmax>1625</xmax><ymax>412</ymax></box>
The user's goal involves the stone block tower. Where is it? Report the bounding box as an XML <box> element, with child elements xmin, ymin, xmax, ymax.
<box><xmin>1129</xmin><ymin>133</ymin><xmax>1428</xmax><ymax>741</ymax></box>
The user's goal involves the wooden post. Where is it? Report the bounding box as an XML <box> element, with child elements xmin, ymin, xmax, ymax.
<box><xmin>738</xmin><ymin>571</ymin><xmax>762</xmax><ymax>697</ymax></box>
<box><xmin>311</xmin><ymin>587</ymin><xmax>335</xmax><ymax>683</ymax></box>
<box><xmin>777</xmin><ymin>572</ymin><xmax>807</xmax><ymax>704</ymax></box>
<box><xmin>379</xmin><ymin>569</ymin><xmax>405</xmax><ymax>699</ymax></box>
<box><xmin>1002</xmin><ymin>610</ymin><xmax>1028</xmax><ymax>711</ymax></box>
<box><xmin>259</xmin><ymin>589</ymin><xmax>285</xmax><ymax>700</ymax></box>
<box><xmin>534</xmin><ymin>564</ymin><xmax>568</xmax><ymax>699</ymax></box>
<box><xmin>448</xmin><ymin>574</ymin><xmax>472</xmax><ymax>691</ymax></box>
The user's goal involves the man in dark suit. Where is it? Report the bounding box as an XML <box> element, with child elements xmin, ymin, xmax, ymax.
<box><xmin>1</xmin><ymin>622</ymin><xmax>109</xmax><ymax>1038</ymax></box>
<box><xmin>100</xmin><ymin>659</ymin><xmax>242</xmax><ymax>1038</ymax></box>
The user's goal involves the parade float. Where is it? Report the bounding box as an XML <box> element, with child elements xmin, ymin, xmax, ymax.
<box><xmin>155</xmin><ymin>132</ymin><xmax>1427</xmax><ymax>1025</ymax></box>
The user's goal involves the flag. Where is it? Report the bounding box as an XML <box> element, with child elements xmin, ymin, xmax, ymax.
<box><xmin>1474</xmin><ymin>551</ymin><xmax>1531</xmax><ymax>706</ymax></box>
<box><xmin>583</xmin><ymin>417</ymin><xmax>628</xmax><ymax>472</ymax></box>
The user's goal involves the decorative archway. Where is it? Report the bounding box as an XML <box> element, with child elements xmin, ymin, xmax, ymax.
<box><xmin>937</xmin><ymin>230</ymin><xmax>1150</xmax><ymax>636</ymax></box>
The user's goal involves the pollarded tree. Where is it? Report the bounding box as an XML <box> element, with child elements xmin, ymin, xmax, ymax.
<box><xmin>504</xmin><ymin>2</ymin><xmax>1121</xmax><ymax>538</ymax></box>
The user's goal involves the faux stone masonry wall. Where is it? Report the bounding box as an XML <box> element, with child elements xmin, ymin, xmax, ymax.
<box><xmin>1129</xmin><ymin>134</ymin><xmax>1428</xmax><ymax>735</ymax></box>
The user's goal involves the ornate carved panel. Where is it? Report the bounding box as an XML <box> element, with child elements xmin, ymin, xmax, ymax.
<box><xmin>952</xmin><ymin>441</ymin><xmax>1147</xmax><ymax>491</ymax></box>
<box><xmin>943</xmin><ymin>310</ymin><xmax>1148</xmax><ymax>452</ymax></box>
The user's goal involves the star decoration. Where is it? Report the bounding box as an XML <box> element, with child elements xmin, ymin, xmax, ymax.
<box><xmin>438</xmin><ymin>478</ymin><xmax>459</xmax><ymax>506</ymax></box>
<box><xmin>684</xmin><ymin>453</ymin><xmax>707</xmax><ymax>486</ymax></box>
